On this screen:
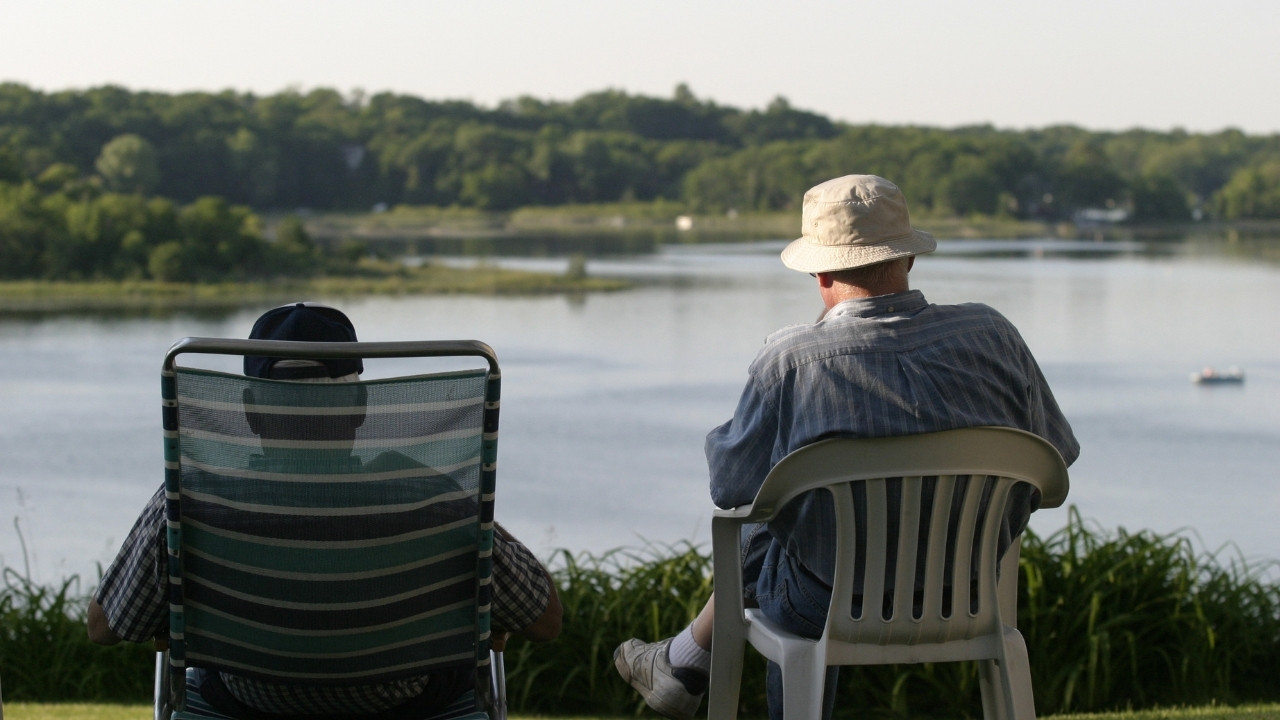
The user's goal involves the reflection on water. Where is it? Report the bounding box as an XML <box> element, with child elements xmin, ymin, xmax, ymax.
<box><xmin>2</xmin><ymin>236</ymin><xmax>1279</xmax><ymax>585</ymax></box>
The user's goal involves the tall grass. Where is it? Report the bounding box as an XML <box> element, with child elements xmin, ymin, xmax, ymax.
<box><xmin>500</xmin><ymin>511</ymin><xmax>1280</xmax><ymax>718</ymax></box>
<box><xmin>3</xmin><ymin>511</ymin><xmax>1278</xmax><ymax>716</ymax></box>
<box><xmin>0</xmin><ymin>569</ymin><xmax>152</xmax><ymax>702</ymax></box>
<box><xmin>1019</xmin><ymin>508</ymin><xmax>1280</xmax><ymax>714</ymax></box>
<box><xmin>499</xmin><ymin>543</ymin><xmax>751</xmax><ymax>714</ymax></box>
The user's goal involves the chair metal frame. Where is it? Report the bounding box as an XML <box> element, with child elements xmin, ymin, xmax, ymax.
<box><xmin>708</xmin><ymin>427</ymin><xmax>1069</xmax><ymax>720</ymax></box>
<box><xmin>156</xmin><ymin>337</ymin><xmax>506</xmax><ymax>720</ymax></box>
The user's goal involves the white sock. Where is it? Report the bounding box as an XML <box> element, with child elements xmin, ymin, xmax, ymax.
<box><xmin>666</xmin><ymin>624</ymin><xmax>711</xmax><ymax>674</ymax></box>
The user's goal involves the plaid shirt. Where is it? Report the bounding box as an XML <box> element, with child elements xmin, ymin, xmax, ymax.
<box><xmin>94</xmin><ymin>484</ymin><xmax>552</xmax><ymax>714</ymax></box>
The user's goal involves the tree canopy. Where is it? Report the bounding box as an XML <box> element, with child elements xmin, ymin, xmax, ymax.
<box><xmin>3</xmin><ymin>82</ymin><xmax>1280</xmax><ymax>282</ymax></box>
<box><xmin>3</xmin><ymin>81</ymin><xmax>1278</xmax><ymax>222</ymax></box>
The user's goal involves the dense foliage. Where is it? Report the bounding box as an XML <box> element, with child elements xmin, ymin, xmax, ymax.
<box><xmin>4</xmin><ymin>512</ymin><xmax>1278</xmax><ymax>715</ymax></box>
<box><xmin>0</xmin><ymin>569</ymin><xmax>153</xmax><ymax>702</ymax></box>
<box><xmin>505</xmin><ymin>513</ymin><xmax>1280</xmax><ymax>717</ymax></box>
<box><xmin>0</xmin><ymin>178</ymin><xmax>320</xmax><ymax>281</ymax></box>
<box><xmin>3</xmin><ymin>82</ymin><xmax>1280</xmax><ymax>224</ymax></box>
<box><xmin>5</xmin><ymin>82</ymin><xmax>1280</xmax><ymax>282</ymax></box>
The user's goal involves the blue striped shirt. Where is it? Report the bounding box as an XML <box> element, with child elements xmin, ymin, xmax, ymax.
<box><xmin>706</xmin><ymin>289</ymin><xmax>1079</xmax><ymax>585</ymax></box>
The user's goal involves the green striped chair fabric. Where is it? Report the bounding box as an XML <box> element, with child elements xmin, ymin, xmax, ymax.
<box><xmin>160</xmin><ymin>339</ymin><xmax>501</xmax><ymax>720</ymax></box>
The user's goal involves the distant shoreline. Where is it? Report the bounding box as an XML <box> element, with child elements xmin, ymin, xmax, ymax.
<box><xmin>295</xmin><ymin>205</ymin><xmax>1280</xmax><ymax>243</ymax></box>
<box><xmin>3</xmin><ymin>211</ymin><xmax>1277</xmax><ymax>315</ymax></box>
<box><xmin>0</xmin><ymin>264</ymin><xmax>628</xmax><ymax>315</ymax></box>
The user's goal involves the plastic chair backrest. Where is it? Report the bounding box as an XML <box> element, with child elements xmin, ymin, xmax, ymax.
<box><xmin>750</xmin><ymin>427</ymin><xmax>1067</xmax><ymax>664</ymax></box>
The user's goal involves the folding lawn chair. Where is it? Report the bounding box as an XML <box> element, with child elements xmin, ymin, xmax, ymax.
<box><xmin>154</xmin><ymin>337</ymin><xmax>506</xmax><ymax>720</ymax></box>
<box><xmin>708</xmin><ymin>427</ymin><xmax>1070</xmax><ymax>720</ymax></box>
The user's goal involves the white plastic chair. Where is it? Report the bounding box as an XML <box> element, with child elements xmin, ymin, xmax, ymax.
<box><xmin>707</xmin><ymin>427</ymin><xmax>1069</xmax><ymax>720</ymax></box>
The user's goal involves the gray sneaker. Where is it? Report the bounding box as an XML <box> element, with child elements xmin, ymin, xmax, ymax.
<box><xmin>614</xmin><ymin>637</ymin><xmax>705</xmax><ymax>720</ymax></box>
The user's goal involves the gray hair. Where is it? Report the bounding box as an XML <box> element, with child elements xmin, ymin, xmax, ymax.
<box><xmin>828</xmin><ymin>257</ymin><xmax>911</xmax><ymax>288</ymax></box>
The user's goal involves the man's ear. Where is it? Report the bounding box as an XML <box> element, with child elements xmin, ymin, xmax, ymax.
<box><xmin>243</xmin><ymin>387</ymin><xmax>264</xmax><ymax>436</ymax></box>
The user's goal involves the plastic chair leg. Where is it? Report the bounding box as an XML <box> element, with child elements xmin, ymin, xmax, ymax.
<box><xmin>708</xmin><ymin>635</ymin><xmax>748</xmax><ymax>720</ymax></box>
<box><xmin>978</xmin><ymin>658</ymin><xmax>1003</xmax><ymax>720</ymax></box>
<box><xmin>1000</xmin><ymin>627</ymin><xmax>1037</xmax><ymax>720</ymax></box>
<box><xmin>978</xmin><ymin>628</ymin><xmax>1036</xmax><ymax>720</ymax></box>
<box><xmin>776</xmin><ymin>647</ymin><xmax>826</xmax><ymax>720</ymax></box>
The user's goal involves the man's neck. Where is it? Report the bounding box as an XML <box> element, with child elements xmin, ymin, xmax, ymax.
<box><xmin>825</xmin><ymin>281</ymin><xmax>910</xmax><ymax>306</ymax></box>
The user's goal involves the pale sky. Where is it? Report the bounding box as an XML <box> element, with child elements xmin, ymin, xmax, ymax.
<box><xmin>4</xmin><ymin>0</ymin><xmax>1279</xmax><ymax>134</ymax></box>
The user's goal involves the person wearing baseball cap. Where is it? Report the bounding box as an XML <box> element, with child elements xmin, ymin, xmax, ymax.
<box><xmin>243</xmin><ymin>301</ymin><xmax>365</xmax><ymax>380</ymax></box>
<box><xmin>90</xmin><ymin>302</ymin><xmax>562</xmax><ymax>718</ymax></box>
<box><xmin>616</xmin><ymin>176</ymin><xmax>1079</xmax><ymax>720</ymax></box>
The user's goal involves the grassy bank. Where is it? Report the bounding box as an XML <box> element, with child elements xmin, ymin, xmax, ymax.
<box><xmin>498</xmin><ymin>513</ymin><xmax>1280</xmax><ymax>716</ymax></box>
<box><xmin>0</xmin><ymin>259</ymin><xmax>627</xmax><ymax>314</ymax></box>
<box><xmin>7</xmin><ymin>512</ymin><xmax>1276</xmax><ymax>717</ymax></box>
<box><xmin>7</xmin><ymin>206</ymin><xmax>1279</xmax><ymax>315</ymax></box>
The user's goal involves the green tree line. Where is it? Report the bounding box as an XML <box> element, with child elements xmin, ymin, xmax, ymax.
<box><xmin>4</xmin><ymin>81</ymin><xmax>1280</xmax><ymax>219</ymax></box>
<box><xmin>5</xmin><ymin>83</ymin><xmax>1280</xmax><ymax>281</ymax></box>
<box><xmin>0</xmin><ymin>176</ymin><xmax>319</xmax><ymax>282</ymax></box>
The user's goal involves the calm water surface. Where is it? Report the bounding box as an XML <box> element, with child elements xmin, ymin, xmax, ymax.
<box><xmin>3</xmin><ymin>236</ymin><xmax>1279</xmax><ymax>585</ymax></box>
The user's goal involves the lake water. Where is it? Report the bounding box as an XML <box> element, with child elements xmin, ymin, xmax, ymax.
<box><xmin>3</xmin><ymin>235</ymin><xmax>1279</xmax><ymax>586</ymax></box>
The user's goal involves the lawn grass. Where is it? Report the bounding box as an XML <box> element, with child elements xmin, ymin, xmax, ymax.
<box><xmin>4</xmin><ymin>704</ymin><xmax>148</xmax><ymax>720</ymax></box>
<box><xmin>1050</xmin><ymin>706</ymin><xmax>1280</xmax><ymax>720</ymax></box>
<box><xmin>6</xmin><ymin>704</ymin><xmax>1280</xmax><ymax>720</ymax></box>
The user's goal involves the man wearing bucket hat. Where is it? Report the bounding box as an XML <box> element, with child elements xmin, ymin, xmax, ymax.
<box><xmin>615</xmin><ymin>175</ymin><xmax>1079</xmax><ymax>719</ymax></box>
<box><xmin>89</xmin><ymin>302</ymin><xmax>562</xmax><ymax>718</ymax></box>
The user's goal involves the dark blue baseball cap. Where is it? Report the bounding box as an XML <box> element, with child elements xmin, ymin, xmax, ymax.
<box><xmin>244</xmin><ymin>302</ymin><xmax>364</xmax><ymax>379</ymax></box>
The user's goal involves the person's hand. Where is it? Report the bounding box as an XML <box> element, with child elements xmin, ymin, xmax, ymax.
<box><xmin>490</xmin><ymin>632</ymin><xmax>510</xmax><ymax>652</ymax></box>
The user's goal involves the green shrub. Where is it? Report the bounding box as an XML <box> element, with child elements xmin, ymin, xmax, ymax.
<box><xmin>0</xmin><ymin>568</ymin><xmax>153</xmax><ymax>702</ymax></box>
<box><xmin>1020</xmin><ymin>509</ymin><xmax>1280</xmax><ymax>714</ymax></box>
<box><xmin>3</xmin><ymin>510</ymin><xmax>1278</xmax><ymax>716</ymax></box>
<box><xmin>504</xmin><ymin>513</ymin><xmax>1280</xmax><ymax>718</ymax></box>
<box><xmin>500</xmin><ymin>543</ymin><xmax>750</xmax><ymax>713</ymax></box>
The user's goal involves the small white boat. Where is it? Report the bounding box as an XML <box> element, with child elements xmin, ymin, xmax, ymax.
<box><xmin>1191</xmin><ymin>366</ymin><xmax>1245</xmax><ymax>384</ymax></box>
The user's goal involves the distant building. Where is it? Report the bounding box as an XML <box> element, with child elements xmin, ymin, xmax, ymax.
<box><xmin>341</xmin><ymin>144</ymin><xmax>366</xmax><ymax>171</ymax></box>
<box><xmin>1073</xmin><ymin>207</ymin><xmax>1129</xmax><ymax>225</ymax></box>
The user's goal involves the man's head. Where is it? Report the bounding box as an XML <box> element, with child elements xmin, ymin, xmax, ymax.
<box><xmin>244</xmin><ymin>302</ymin><xmax>363</xmax><ymax>380</ymax></box>
<box><xmin>243</xmin><ymin>302</ymin><xmax>366</xmax><ymax>442</ymax></box>
<box><xmin>781</xmin><ymin>175</ymin><xmax>936</xmax><ymax>275</ymax></box>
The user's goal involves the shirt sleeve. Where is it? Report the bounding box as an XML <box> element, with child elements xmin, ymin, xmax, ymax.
<box><xmin>1009</xmin><ymin>326</ymin><xmax>1081</xmax><ymax>467</ymax></box>
<box><xmin>706</xmin><ymin>369</ymin><xmax>780</xmax><ymax>510</ymax></box>
<box><xmin>489</xmin><ymin>529</ymin><xmax>551</xmax><ymax>634</ymax></box>
<box><xmin>93</xmin><ymin>485</ymin><xmax>169</xmax><ymax>643</ymax></box>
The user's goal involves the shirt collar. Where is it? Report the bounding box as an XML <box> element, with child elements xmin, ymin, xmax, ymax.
<box><xmin>823</xmin><ymin>290</ymin><xmax>927</xmax><ymax>321</ymax></box>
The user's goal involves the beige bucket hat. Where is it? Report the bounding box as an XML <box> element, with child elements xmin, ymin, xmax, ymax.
<box><xmin>780</xmin><ymin>175</ymin><xmax>936</xmax><ymax>273</ymax></box>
